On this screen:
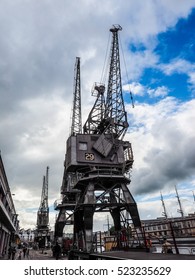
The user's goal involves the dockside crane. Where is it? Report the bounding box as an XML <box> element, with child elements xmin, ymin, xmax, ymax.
<box><xmin>54</xmin><ymin>25</ymin><xmax>142</xmax><ymax>254</ymax></box>
<box><xmin>54</xmin><ymin>57</ymin><xmax>81</xmax><ymax>238</ymax></box>
<box><xmin>36</xmin><ymin>166</ymin><xmax>50</xmax><ymax>247</ymax></box>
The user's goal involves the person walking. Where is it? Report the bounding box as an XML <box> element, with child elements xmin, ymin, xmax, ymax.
<box><xmin>53</xmin><ymin>242</ymin><xmax>61</xmax><ymax>260</ymax></box>
<box><xmin>146</xmin><ymin>238</ymin><xmax>152</xmax><ymax>252</ymax></box>
<box><xmin>8</xmin><ymin>247</ymin><xmax>12</xmax><ymax>260</ymax></box>
<box><xmin>11</xmin><ymin>247</ymin><xmax>16</xmax><ymax>260</ymax></box>
<box><xmin>162</xmin><ymin>238</ymin><xmax>173</xmax><ymax>254</ymax></box>
<box><xmin>26</xmin><ymin>247</ymin><xmax>30</xmax><ymax>259</ymax></box>
<box><xmin>23</xmin><ymin>246</ymin><xmax>27</xmax><ymax>258</ymax></box>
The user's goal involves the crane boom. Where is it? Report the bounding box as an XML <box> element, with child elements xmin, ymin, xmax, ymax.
<box><xmin>105</xmin><ymin>24</ymin><xmax>128</xmax><ymax>139</ymax></box>
<box><xmin>37</xmin><ymin>166</ymin><xmax>49</xmax><ymax>228</ymax></box>
<box><xmin>71</xmin><ymin>57</ymin><xmax>82</xmax><ymax>135</ymax></box>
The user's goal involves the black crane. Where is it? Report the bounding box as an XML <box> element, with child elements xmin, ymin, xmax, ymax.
<box><xmin>35</xmin><ymin>166</ymin><xmax>50</xmax><ymax>248</ymax></box>
<box><xmin>55</xmin><ymin>25</ymin><xmax>142</xmax><ymax>253</ymax></box>
<box><xmin>54</xmin><ymin>58</ymin><xmax>81</xmax><ymax>238</ymax></box>
<box><xmin>71</xmin><ymin>57</ymin><xmax>82</xmax><ymax>135</ymax></box>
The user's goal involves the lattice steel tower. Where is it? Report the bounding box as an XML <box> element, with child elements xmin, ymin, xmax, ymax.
<box><xmin>54</xmin><ymin>58</ymin><xmax>81</xmax><ymax>238</ymax></box>
<box><xmin>55</xmin><ymin>25</ymin><xmax>141</xmax><ymax>252</ymax></box>
<box><xmin>36</xmin><ymin>166</ymin><xmax>50</xmax><ymax>246</ymax></box>
<box><xmin>71</xmin><ymin>57</ymin><xmax>82</xmax><ymax>135</ymax></box>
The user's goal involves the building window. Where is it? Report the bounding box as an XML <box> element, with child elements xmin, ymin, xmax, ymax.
<box><xmin>79</xmin><ymin>142</ymin><xmax>87</xmax><ymax>151</ymax></box>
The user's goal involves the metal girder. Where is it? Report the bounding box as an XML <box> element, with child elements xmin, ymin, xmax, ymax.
<box><xmin>71</xmin><ymin>57</ymin><xmax>82</xmax><ymax>135</ymax></box>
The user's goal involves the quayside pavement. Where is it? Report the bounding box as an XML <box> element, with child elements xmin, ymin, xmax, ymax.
<box><xmin>1</xmin><ymin>249</ymin><xmax>68</xmax><ymax>260</ymax></box>
<box><xmin>29</xmin><ymin>249</ymin><xmax>68</xmax><ymax>260</ymax></box>
<box><xmin>2</xmin><ymin>248</ymin><xmax>195</xmax><ymax>260</ymax></box>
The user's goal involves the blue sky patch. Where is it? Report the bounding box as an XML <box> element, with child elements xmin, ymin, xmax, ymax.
<box><xmin>130</xmin><ymin>9</ymin><xmax>195</xmax><ymax>104</ymax></box>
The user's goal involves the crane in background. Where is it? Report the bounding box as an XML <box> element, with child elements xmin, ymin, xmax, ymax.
<box><xmin>35</xmin><ymin>166</ymin><xmax>50</xmax><ymax>248</ymax></box>
<box><xmin>54</xmin><ymin>25</ymin><xmax>142</xmax><ymax>253</ymax></box>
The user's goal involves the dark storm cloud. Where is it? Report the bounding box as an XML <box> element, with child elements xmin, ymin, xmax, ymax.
<box><xmin>0</xmin><ymin>9</ymin><xmax>72</xmax><ymax>115</ymax></box>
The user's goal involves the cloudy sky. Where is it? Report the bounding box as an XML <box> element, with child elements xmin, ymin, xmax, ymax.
<box><xmin>1</xmin><ymin>0</ymin><xmax>195</xmax><ymax>232</ymax></box>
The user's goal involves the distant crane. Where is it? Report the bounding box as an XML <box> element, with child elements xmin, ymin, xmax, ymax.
<box><xmin>36</xmin><ymin>166</ymin><xmax>50</xmax><ymax>247</ymax></box>
<box><xmin>54</xmin><ymin>25</ymin><xmax>142</xmax><ymax>253</ymax></box>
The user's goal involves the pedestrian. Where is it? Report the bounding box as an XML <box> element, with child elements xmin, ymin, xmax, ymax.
<box><xmin>8</xmin><ymin>247</ymin><xmax>12</xmax><ymax>259</ymax></box>
<box><xmin>11</xmin><ymin>247</ymin><xmax>16</xmax><ymax>260</ymax></box>
<box><xmin>162</xmin><ymin>238</ymin><xmax>173</xmax><ymax>254</ymax></box>
<box><xmin>26</xmin><ymin>248</ymin><xmax>30</xmax><ymax>258</ymax></box>
<box><xmin>146</xmin><ymin>238</ymin><xmax>152</xmax><ymax>252</ymax></box>
<box><xmin>53</xmin><ymin>242</ymin><xmax>61</xmax><ymax>260</ymax></box>
<box><xmin>23</xmin><ymin>246</ymin><xmax>27</xmax><ymax>258</ymax></box>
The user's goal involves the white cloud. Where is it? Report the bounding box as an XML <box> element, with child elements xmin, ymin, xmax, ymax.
<box><xmin>123</xmin><ymin>82</ymin><xmax>145</xmax><ymax>96</ymax></box>
<box><xmin>147</xmin><ymin>86</ymin><xmax>169</xmax><ymax>98</ymax></box>
<box><xmin>159</xmin><ymin>58</ymin><xmax>195</xmax><ymax>94</ymax></box>
<box><xmin>161</xmin><ymin>58</ymin><xmax>194</xmax><ymax>75</ymax></box>
<box><xmin>127</xmin><ymin>98</ymin><xmax>195</xmax><ymax>199</ymax></box>
<box><xmin>124</xmin><ymin>83</ymin><xmax>169</xmax><ymax>99</ymax></box>
<box><xmin>122</xmin><ymin>50</ymin><xmax>160</xmax><ymax>81</ymax></box>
